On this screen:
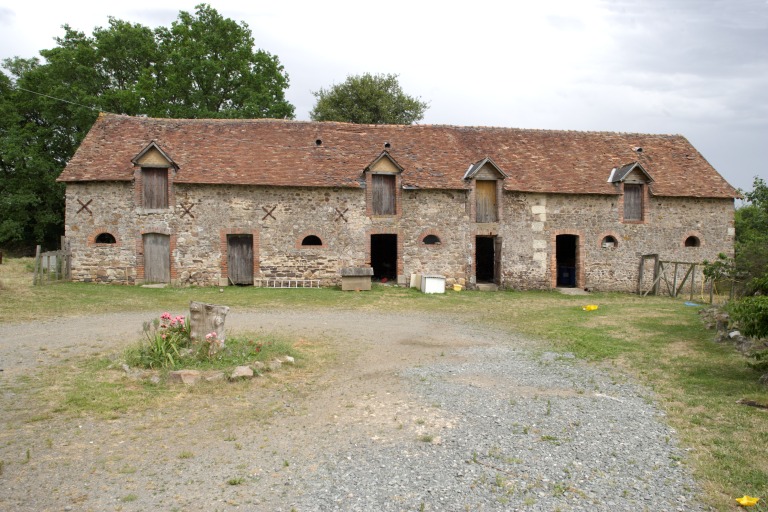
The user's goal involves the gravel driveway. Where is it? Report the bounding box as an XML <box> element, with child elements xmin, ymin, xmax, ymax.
<box><xmin>0</xmin><ymin>308</ymin><xmax>703</xmax><ymax>511</ymax></box>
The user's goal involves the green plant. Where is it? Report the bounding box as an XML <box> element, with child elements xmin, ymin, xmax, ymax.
<box><xmin>120</xmin><ymin>494</ymin><xmax>138</xmax><ymax>502</ymax></box>
<box><xmin>134</xmin><ymin>313</ymin><xmax>191</xmax><ymax>368</ymax></box>
<box><xmin>747</xmin><ymin>349</ymin><xmax>768</xmax><ymax>374</ymax></box>
<box><xmin>205</xmin><ymin>331</ymin><xmax>225</xmax><ymax>357</ymax></box>
<box><xmin>728</xmin><ymin>296</ymin><xmax>768</xmax><ymax>339</ymax></box>
<box><xmin>227</xmin><ymin>477</ymin><xmax>244</xmax><ymax>485</ymax></box>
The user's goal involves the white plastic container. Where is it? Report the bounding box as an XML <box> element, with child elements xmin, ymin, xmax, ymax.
<box><xmin>420</xmin><ymin>274</ymin><xmax>446</xmax><ymax>294</ymax></box>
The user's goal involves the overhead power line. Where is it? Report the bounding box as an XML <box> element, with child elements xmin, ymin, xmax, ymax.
<box><xmin>12</xmin><ymin>84</ymin><xmax>113</xmax><ymax>114</ymax></box>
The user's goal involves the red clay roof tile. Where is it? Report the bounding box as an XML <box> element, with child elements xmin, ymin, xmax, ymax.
<box><xmin>57</xmin><ymin>114</ymin><xmax>738</xmax><ymax>198</ymax></box>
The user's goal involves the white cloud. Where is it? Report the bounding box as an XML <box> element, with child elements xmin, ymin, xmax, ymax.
<box><xmin>0</xmin><ymin>0</ymin><xmax>765</xmax><ymax>190</ymax></box>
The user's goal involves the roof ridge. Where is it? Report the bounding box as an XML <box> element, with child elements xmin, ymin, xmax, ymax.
<box><xmin>98</xmin><ymin>113</ymin><xmax>683</xmax><ymax>138</ymax></box>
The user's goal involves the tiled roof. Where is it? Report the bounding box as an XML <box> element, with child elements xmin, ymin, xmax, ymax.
<box><xmin>58</xmin><ymin>114</ymin><xmax>739</xmax><ymax>198</ymax></box>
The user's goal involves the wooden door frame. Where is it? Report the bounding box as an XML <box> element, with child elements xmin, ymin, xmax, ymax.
<box><xmin>550</xmin><ymin>231</ymin><xmax>584</xmax><ymax>289</ymax></box>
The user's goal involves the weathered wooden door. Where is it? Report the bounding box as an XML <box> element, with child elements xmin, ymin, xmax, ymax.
<box><xmin>476</xmin><ymin>180</ymin><xmax>497</xmax><ymax>222</ymax></box>
<box><xmin>372</xmin><ymin>174</ymin><xmax>396</xmax><ymax>215</ymax></box>
<box><xmin>493</xmin><ymin>236</ymin><xmax>503</xmax><ymax>285</ymax></box>
<box><xmin>143</xmin><ymin>233</ymin><xmax>170</xmax><ymax>283</ymax></box>
<box><xmin>227</xmin><ymin>235</ymin><xmax>253</xmax><ymax>285</ymax></box>
<box><xmin>623</xmin><ymin>184</ymin><xmax>643</xmax><ymax>221</ymax></box>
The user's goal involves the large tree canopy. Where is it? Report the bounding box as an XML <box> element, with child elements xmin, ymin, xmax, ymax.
<box><xmin>0</xmin><ymin>4</ymin><xmax>294</xmax><ymax>253</ymax></box>
<box><xmin>309</xmin><ymin>73</ymin><xmax>428</xmax><ymax>125</ymax></box>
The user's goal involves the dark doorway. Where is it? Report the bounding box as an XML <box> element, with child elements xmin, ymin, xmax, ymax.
<box><xmin>227</xmin><ymin>234</ymin><xmax>254</xmax><ymax>285</ymax></box>
<box><xmin>476</xmin><ymin>236</ymin><xmax>497</xmax><ymax>283</ymax></box>
<box><xmin>556</xmin><ymin>234</ymin><xmax>578</xmax><ymax>287</ymax></box>
<box><xmin>370</xmin><ymin>234</ymin><xmax>397</xmax><ymax>281</ymax></box>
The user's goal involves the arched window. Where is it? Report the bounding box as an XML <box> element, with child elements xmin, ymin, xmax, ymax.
<box><xmin>423</xmin><ymin>234</ymin><xmax>441</xmax><ymax>245</ymax></box>
<box><xmin>95</xmin><ymin>232</ymin><xmax>116</xmax><ymax>244</ymax></box>
<box><xmin>301</xmin><ymin>235</ymin><xmax>322</xmax><ymax>246</ymax></box>
<box><xmin>684</xmin><ymin>236</ymin><xmax>700</xmax><ymax>247</ymax></box>
<box><xmin>601</xmin><ymin>235</ymin><xmax>617</xmax><ymax>248</ymax></box>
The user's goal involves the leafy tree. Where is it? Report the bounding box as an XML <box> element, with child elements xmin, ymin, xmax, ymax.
<box><xmin>310</xmin><ymin>73</ymin><xmax>428</xmax><ymax>124</ymax></box>
<box><xmin>148</xmin><ymin>4</ymin><xmax>294</xmax><ymax>119</ymax></box>
<box><xmin>0</xmin><ymin>4</ymin><xmax>294</xmax><ymax>253</ymax></box>
<box><xmin>734</xmin><ymin>176</ymin><xmax>768</xmax><ymax>293</ymax></box>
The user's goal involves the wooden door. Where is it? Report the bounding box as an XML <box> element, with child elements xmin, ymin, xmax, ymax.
<box><xmin>494</xmin><ymin>236</ymin><xmax>503</xmax><ymax>285</ymax></box>
<box><xmin>476</xmin><ymin>180</ymin><xmax>497</xmax><ymax>222</ymax></box>
<box><xmin>143</xmin><ymin>233</ymin><xmax>170</xmax><ymax>283</ymax></box>
<box><xmin>372</xmin><ymin>174</ymin><xmax>396</xmax><ymax>215</ymax></box>
<box><xmin>227</xmin><ymin>235</ymin><xmax>253</xmax><ymax>285</ymax></box>
<box><xmin>623</xmin><ymin>184</ymin><xmax>643</xmax><ymax>221</ymax></box>
<box><xmin>142</xmin><ymin>168</ymin><xmax>168</xmax><ymax>209</ymax></box>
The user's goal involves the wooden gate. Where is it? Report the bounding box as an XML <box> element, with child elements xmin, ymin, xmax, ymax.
<box><xmin>637</xmin><ymin>254</ymin><xmax>701</xmax><ymax>299</ymax></box>
<box><xmin>143</xmin><ymin>233</ymin><xmax>170</xmax><ymax>283</ymax></box>
<box><xmin>227</xmin><ymin>235</ymin><xmax>254</xmax><ymax>285</ymax></box>
<box><xmin>33</xmin><ymin>245</ymin><xmax>71</xmax><ymax>285</ymax></box>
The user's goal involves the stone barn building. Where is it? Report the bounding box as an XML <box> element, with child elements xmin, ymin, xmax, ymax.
<box><xmin>57</xmin><ymin>113</ymin><xmax>738</xmax><ymax>291</ymax></box>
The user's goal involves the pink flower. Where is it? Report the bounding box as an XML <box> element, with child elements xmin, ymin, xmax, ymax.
<box><xmin>161</xmin><ymin>312</ymin><xmax>171</xmax><ymax>320</ymax></box>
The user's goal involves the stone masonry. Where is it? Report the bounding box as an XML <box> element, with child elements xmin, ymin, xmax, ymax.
<box><xmin>64</xmin><ymin>181</ymin><xmax>734</xmax><ymax>292</ymax></box>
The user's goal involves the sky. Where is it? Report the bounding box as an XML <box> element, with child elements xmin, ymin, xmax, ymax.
<box><xmin>1</xmin><ymin>0</ymin><xmax>766</xmax><ymax>192</ymax></box>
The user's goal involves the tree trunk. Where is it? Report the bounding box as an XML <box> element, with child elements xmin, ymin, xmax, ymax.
<box><xmin>189</xmin><ymin>301</ymin><xmax>230</xmax><ymax>342</ymax></box>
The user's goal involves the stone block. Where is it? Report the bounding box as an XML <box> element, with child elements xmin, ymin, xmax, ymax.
<box><xmin>169</xmin><ymin>370</ymin><xmax>202</xmax><ymax>386</ymax></box>
<box><xmin>230</xmin><ymin>366</ymin><xmax>254</xmax><ymax>380</ymax></box>
<box><xmin>341</xmin><ymin>275</ymin><xmax>371</xmax><ymax>291</ymax></box>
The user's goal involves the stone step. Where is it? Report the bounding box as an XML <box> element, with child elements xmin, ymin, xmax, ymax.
<box><xmin>476</xmin><ymin>283</ymin><xmax>498</xmax><ymax>292</ymax></box>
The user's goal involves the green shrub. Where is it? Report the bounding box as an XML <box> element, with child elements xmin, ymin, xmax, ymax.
<box><xmin>728</xmin><ymin>296</ymin><xmax>768</xmax><ymax>339</ymax></box>
<box><xmin>129</xmin><ymin>313</ymin><xmax>191</xmax><ymax>368</ymax></box>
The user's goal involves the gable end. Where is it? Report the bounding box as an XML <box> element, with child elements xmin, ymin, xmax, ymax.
<box><xmin>132</xmin><ymin>141</ymin><xmax>177</xmax><ymax>169</ymax></box>
<box><xmin>464</xmin><ymin>157</ymin><xmax>508</xmax><ymax>181</ymax></box>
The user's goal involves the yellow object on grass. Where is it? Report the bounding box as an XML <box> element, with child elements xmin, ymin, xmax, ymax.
<box><xmin>735</xmin><ymin>495</ymin><xmax>760</xmax><ymax>507</ymax></box>
<box><xmin>582</xmin><ymin>305</ymin><xmax>599</xmax><ymax>311</ymax></box>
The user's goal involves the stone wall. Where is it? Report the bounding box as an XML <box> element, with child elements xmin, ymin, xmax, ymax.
<box><xmin>64</xmin><ymin>181</ymin><xmax>734</xmax><ymax>292</ymax></box>
<box><xmin>65</xmin><ymin>182</ymin><xmax>137</xmax><ymax>284</ymax></box>
<box><xmin>538</xmin><ymin>193</ymin><xmax>735</xmax><ymax>292</ymax></box>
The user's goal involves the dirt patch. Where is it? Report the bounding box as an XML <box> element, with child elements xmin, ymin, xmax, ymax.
<box><xmin>0</xmin><ymin>308</ymin><xmax>700</xmax><ymax>511</ymax></box>
<box><xmin>0</xmin><ymin>309</ymin><xmax>495</xmax><ymax>510</ymax></box>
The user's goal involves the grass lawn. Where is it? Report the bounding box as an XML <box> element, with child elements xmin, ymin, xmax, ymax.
<box><xmin>1</xmin><ymin>257</ymin><xmax>766</xmax><ymax>510</ymax></box>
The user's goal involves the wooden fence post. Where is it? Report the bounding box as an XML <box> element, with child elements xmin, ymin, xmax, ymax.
<box><xmin>33</xmin><ymin>245</ymin><xmax>41</xmax><ymax>286</ymax></box>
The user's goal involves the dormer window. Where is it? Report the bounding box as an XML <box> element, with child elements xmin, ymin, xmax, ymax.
<box><xmin>364</xmin><ymin>151</ymin><xmax>403</xmax><ymax>218</ymax></box>
<box><xmin>464</xmin><ymin>157</ymin><xmax>507</xmax><ymax>223</ymax></box>
<box><xmin>609</xmin><ymin>162</ymin><xmax>653</xmax><ymax>224</ymax></box>
<box><xmin>132</xmin><ymin>141</ymin><xmax>178</xmax><ymax>210</ymax></box>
